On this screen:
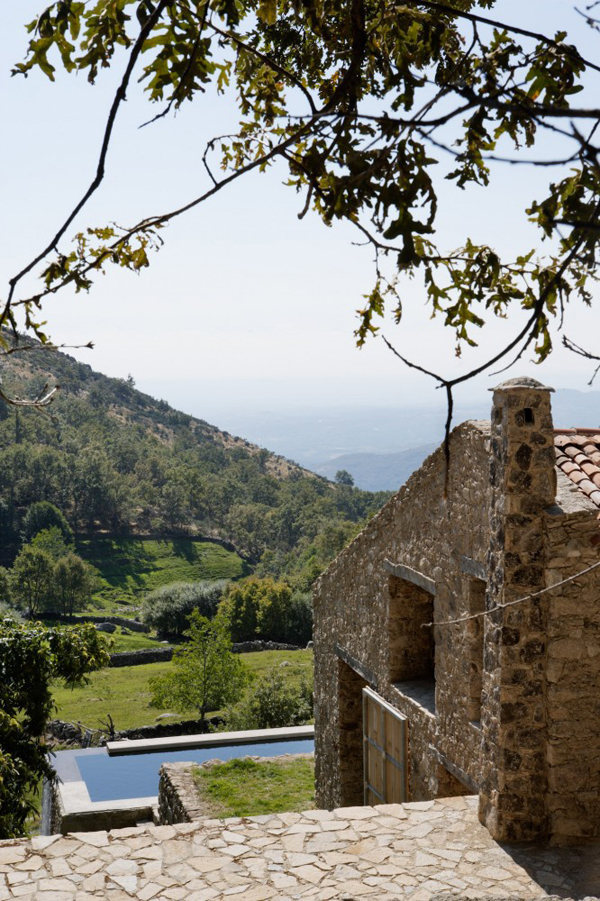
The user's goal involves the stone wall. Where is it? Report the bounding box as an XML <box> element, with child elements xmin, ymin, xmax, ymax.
<box><xmin>544</xmin><ymin>497</ymin><xmax>600</xmax><ymax>842</ymax></box>
<box><xmin>231</xmin><ymin>640</ymin><xmax>302</xmax><ymax>653</ymax></box>
<box><xmin>158</xmin><ymin>762</ymin><xmax>210</xmax><ymax>824</ymax></box>
<box><xmin>479</xmin><ymin>379</ymin><xmax>556</xmax><ymax>843</ymax></box>
<box><xmin>314</xmin><ymin>377</ymin><xmax>600</xmax><ymax>844</ymax></box>
<box><xmin>42</xmin><ymin>613</ymin><xmax>150</xmax><ymax>633</ymax></box>
<box><xmin>109</xmin><ymin>647</ymin><xmax>173</xmax><ymax>667</ymax></box>
<box><xmin>314</xmin><ymin>420</ymin><xmax>492</xmax><ymax>810</ymax></box>
<box><xmin>46</xmin><ymin>715</ymin><xmax>224</xmax><ymax>747</ymax></box>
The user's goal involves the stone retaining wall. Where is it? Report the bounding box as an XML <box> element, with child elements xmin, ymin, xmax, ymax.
<box><xmin>231</xmin><ymin>640</ymin><xmax>302</xmax><ymax>653</ymax></box>
<box><xmin>158</xmin><ymin>762</ymin><xmax>210</xmax><ymax>824</ymax></box>
<box><xmin>46</xmin><ymin>715</ymin><xmax>223</xmax><ymax>746</ymax></box>
<box><xmin>108</xmin><ymin>641</ymin><xmax>303</xmax><ymax>667</ymax></box>
<box><xmin>42</xmin><ymin>612</ymin><xmax>150</xmax><ymax>633</ymax></box>
<box><xmin>109</xmin><ymin>647</ymin><xmax>173</xmax><ymax>667</ymax></box>
<box><xmin>158</xmin><ymin>753</ymin><xmax>314</xmax><ymax>825</ymax></box>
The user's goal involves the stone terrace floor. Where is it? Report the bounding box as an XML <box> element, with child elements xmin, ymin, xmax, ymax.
<box><xmin>1</xmin><ymin>796</ymin><xmax>599</xmax><ymax>900</ymax></box>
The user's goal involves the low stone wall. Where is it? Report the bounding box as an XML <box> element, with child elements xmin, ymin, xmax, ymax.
<box><xmin>110</xmin><ymin>642</ymin><xmax>303</xmax><ymax>664</ymax></box>
<box><xmin>42</xmin><ymin>612</ymin><xmax>150</xmax><ymax>633</ymax></box>
<box><xmin>231</xmin><ymin>640</ymin><xmax>301</xmax><ymax>653</ymax></box>
<box><xmin>109</xmin><ymin>647</ymin><xmax>173</xmax><ymax>667</ymax></box>
<box><xmin>46</xmin><ymin>715</ymin><xmax>224</xmax><ymax>747</ymax></box>
<box><xmin>159</xmin><ymin>753</ymin><xmax>314</xmax><ymax>825</ymax></box>
<box><xmin>158</xmin><ymin>762</ymin><xmax>211</xmax><ymax>825</ymax></box>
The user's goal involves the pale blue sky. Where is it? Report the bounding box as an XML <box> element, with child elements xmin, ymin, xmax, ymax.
<box><xmin>2</xmin><ymin>1</ymin><xmax>600</xmax><ymax>416</ymax></box>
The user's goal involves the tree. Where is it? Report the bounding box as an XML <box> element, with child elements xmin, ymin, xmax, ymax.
<box><xmin>10</xmin><ymin>545</ymin><xmax>54</xmax><ymax>618</ymax></box>
<box><xmin>53</xmin><ymin>553</ymin><xmax>96</xmax><ymax>617</ymax></box>
<box><xmin>335</xmin><ymin>470</ymin><xmax>354</xmax><ymax>487</ymax></box>
<box><xmin>149</xmin><ymin>611</ymin><xmax>250</xmax><ymax>725</ymax></box>
<box><xmin>30</xmin><ymin>526</ymin><xmax>70</xmax><ymax>561</ymax></box>
<box><xmin>4</xmin><ymin>2</ymin><xmax>600</xmax><ymax>415</ymax></box>
<box><xmin>22</xmin><ymin>501</ymin><xmax>73</xmax><ymax>545</ymax></box>
<box><xmin>0</xmin><ymin>616</ymin><xmax>109</xmax><ymax>838</ymax></box>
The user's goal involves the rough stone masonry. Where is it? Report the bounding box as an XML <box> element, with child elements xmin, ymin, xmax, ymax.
<box><xmin>313</xmin><ymin>377</ymin><xmax>600</xmax><ymax>844</ymax></box>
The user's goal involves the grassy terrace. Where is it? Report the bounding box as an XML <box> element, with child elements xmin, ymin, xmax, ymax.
<box><xmin>192</xmin><ymin>757</ymin><xmax>315</xmax><ymax>818</ymax></box>
<box><xmin>52</xmin><ymin>649</ymin><xmax>314</xmax><ymax>732</ymax></box>
<box><xmin>76</xmin><ymin>537</ymin><xmax>250</xmax><ymax>614</ymax></box>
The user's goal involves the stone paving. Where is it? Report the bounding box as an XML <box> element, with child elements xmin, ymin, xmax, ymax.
<box><xmin>0</xmin><ymin>796</ymin><xmax>598</xmax><ymax>900</ymax></box>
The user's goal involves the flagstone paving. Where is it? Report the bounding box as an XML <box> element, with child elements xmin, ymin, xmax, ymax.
<box><xmin>1</xmin><ymin>796</ymin><xmax>598</xmax><ymax>899</ymax></box>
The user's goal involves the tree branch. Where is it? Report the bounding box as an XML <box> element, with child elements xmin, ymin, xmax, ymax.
<box><xmin>4</xmin><ymin>0</ymin><xmax>171</xmax><ymax>319</ymax></box>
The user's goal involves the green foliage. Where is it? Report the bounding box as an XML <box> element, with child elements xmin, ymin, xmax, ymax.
<box><xmin>22</xmin><ymin>502</ymin><xmax>73</xmax><ymax>545</ymax></box>
<box><xmin>141</xmin><ymin>580</ymin><xmax>226</xmax><ymax>638</ymax></box>
<box><xmin>10</xmin><ymin>546</ymin><xmax>54</xmax><ymax>618</ymax></box>
<box><xmin>0</xmin><ymin>350</ymin><xmax>386</xmax><ymax>588</ymax></box>
<box><xmin>9</xmin><ymin>534</ymin><xmax>96</xmax><ymax>619</ymax></box>
<box><xmin>53</xmin><ymin>553</ymin><xmax>96</xmax><ymax>617</ymax></box>
<box><xmin>0</xmin><ymin>568</ymin><xmax>12</xmax><ymax>607</ymax></box>
<box><xmin>51</xmin><ymin>660</ymin><xmax>184</xmax><ymax>732</ymax></box>
<box><xmin>220</xmin><ymin>577</ymin><xmax>313</xmax><ymax>644</ymax></box>
<box><xmin>226</xmin><ymin>668</ymin><xmax>313</xmax><ymax>730</ymax></box>
<box><xmin>335</xmin><ymin>469</ymin><xmax>354</xmax><ymax>487</ymax></box>
<box><xmin>78</xmin><ymin>538</ymin><xmax>247</xmax><ymax>609</ymax></box>
<box><xmin>10</xmin><ymin>2</ymin><xmax>599</xmax><ymax>375</ymax></box>
<box><xmin>30</xmin><ymin>526</ymin><xmax>70</xmax><ymax>560</ymax></box>
<box><xmin>192</xmin><ymin>757</ymin><xmax>315</xmax><ymax>818</ymax></box>
<box><xmin>51</xmin><ymin>648</ymin><xmax>313</xmax><ymax>731</ymax></box>
<box><xmin>0</xmin><ymin>616</ymin><xmax>109</xmax><ymax>838</ymax></box>
<box><xmin>149</xmin><ymin>612</ymin><xmax>250</xmax><ymax>723</ymax></box>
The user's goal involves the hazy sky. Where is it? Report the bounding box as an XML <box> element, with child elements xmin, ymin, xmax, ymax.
<box><xmin>2</xmin><ymin>1</ymin><xmax>600</xmax><ymax>416</ymax></box>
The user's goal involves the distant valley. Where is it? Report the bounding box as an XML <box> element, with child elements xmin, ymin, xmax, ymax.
<box><xmin>202</xmin><ymin>388</ymin><xmax>600</xmax><ymax>491</ymax></box>
<box><xmin>314</xmin><ymin>445</ymin><xmax>437</xmax><ymax>491</ymax></box>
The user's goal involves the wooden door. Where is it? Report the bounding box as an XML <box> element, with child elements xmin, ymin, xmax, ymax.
<box><xmin>362</xmin><ymin>687</ymin><xmax>408</xmax><ymax>805</ymax></box>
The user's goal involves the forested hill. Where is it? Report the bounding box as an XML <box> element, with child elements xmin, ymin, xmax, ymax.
<box><xmin>0</xmin><ymin>342</ymin><xmax>390</xmax><ymax>585</ymax></box>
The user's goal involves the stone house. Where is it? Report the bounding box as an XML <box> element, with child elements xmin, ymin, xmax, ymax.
<box><xmin>313</xmin><ymin>377</ymin><xmax>600</xmax><ymax>844</ymax></box>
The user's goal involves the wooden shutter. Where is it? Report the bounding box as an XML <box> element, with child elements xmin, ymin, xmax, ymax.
<box><xmin>362</xmin><ymin>687</ymin><xmax>408</xmax><ymax>805</ymax></box>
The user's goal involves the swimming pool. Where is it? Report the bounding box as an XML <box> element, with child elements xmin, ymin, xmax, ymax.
<box><xmin>47</xmin><ymin>725</ymin><xmax>315</xmax><ymax>833</ymax></box>
<box><xmin>54</xmin><ymin>735</ymin><xmax>314</xmax><ymax>802</ymax></box>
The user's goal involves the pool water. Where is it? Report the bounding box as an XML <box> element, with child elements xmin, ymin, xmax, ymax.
<box><xmin>53</xmin><ymin>738</ymin><xmax>314</xmax><ymax>802</ymax></box>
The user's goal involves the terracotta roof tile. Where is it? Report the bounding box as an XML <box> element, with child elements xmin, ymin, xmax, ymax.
<box><xmin>554</xmin><ymin>430</ymin><xmax>600</xmax><ymax>509</ymax></box>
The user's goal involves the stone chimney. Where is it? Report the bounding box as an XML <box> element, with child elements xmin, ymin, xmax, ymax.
<box><xmin>479</xmin><ymin>377</ymin><xmax>555</xmax><ymax>842</ymax></box>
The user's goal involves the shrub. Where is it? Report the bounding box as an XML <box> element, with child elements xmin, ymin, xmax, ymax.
<box><xmin>226</xmin><ymin>668</ymin><xmax>313</xmax><ymax>730</ymax></box>
<box><xmin>141</xmin><ymin>581</ymin><xmax>226</xmax><ymax>638</ymax></box>
<box><xmin>220</xmin><ymin>578</ymin><xmax>313</xmax><ymax>645</ymax></box>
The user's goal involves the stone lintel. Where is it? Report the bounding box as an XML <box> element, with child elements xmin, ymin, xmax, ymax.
<box><xmin>429</xmin><ymin>745</ymin><xmax>479</xmax><ymax>794</ymax></box>
<box><xmin>460</xmin><ymin>556</ymin><xmax>487</xmax><ymax>581</ymax></box>
<box><xmin>334</xmin><ymin>644</ymin><xmax>377</xmax><ymax>688</ymax></box>
<box><xmin>384</xmin><ymin>560</ymin><xmax>437</xmax><ymax>596</ymax></box>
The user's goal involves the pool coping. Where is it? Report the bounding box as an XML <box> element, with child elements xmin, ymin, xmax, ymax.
<box><xmin>106</xmin><ymin>724</ymin><xmax>315</xmax><ymax>755</ymax></box>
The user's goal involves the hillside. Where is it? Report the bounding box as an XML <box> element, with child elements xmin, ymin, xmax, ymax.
<box><xmin>0</xmin><ymin>340</ymin><xmax>389</xmax><ymax>585</ymax></box>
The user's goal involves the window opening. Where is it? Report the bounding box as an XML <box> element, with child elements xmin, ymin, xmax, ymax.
<box><xmin>388</xmin><ymin>576</ymin><xmax>435</xmax><ymax>712</ymax></box>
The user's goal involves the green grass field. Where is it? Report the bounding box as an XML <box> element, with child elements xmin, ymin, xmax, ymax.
<box><xmin>108</xmin><ymin>630</ymin><xmax>168</xmax><ymax>652</ymax></box>
<box><xmin>52</xmin><ymin>649</ymin><xmax>313</xmax><ymax>732</ymax></box>
<box><xmin>192</xmin><ymin>757</ymin><xmax>315</xmax><ymax>818</ymax></box>
<box><xmin>76</xmin><ymin>537</ymin><xmax>250</xmax><ymax>613</ymax></box>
